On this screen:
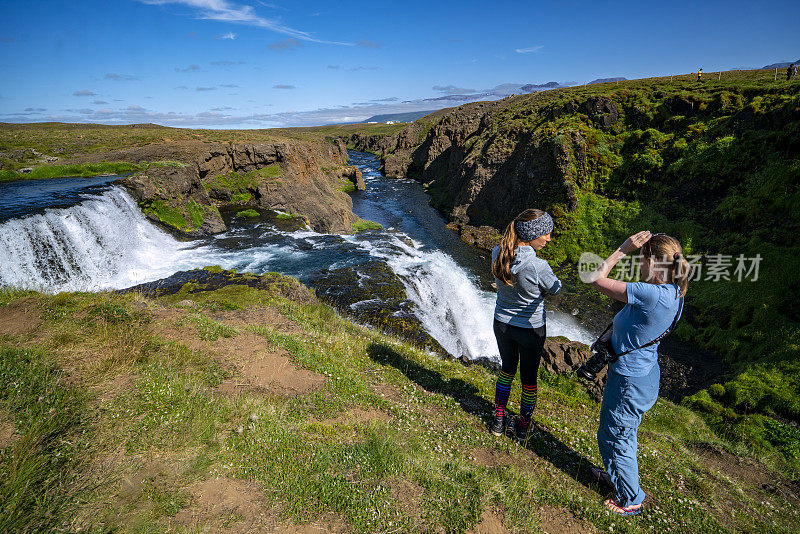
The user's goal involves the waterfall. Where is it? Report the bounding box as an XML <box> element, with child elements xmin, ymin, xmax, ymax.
<box><xmin>0</xmin><ymin>186</ymin><xmax>207</xmax><ymax>292</ymax></box>
<box><xmin>344</xmin><ymin>233</ymin><xmax>593</xmax><ymax>362</ymax></box>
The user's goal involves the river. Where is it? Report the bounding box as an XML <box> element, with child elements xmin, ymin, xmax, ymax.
<box><xmin>0</xmin><ymin>151</ymin><xmax>594</xmax><ymax>362</ymax></box>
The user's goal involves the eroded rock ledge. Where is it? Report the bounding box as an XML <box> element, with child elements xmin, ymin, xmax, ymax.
<box><xmin>117</xmin><ymin>139</ymin><xmax>364</xmax><ymax>238</ymax></box>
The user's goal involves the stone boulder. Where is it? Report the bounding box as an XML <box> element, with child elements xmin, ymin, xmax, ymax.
<box><xmin>542</xmin><ymin>338</ymin><xmax>607</xmax><ymax>401</ymax></box>
<box><xmin>446</xmin><ymin>222</ymin><xmax>501</xmax><ymax>251</ymax></box>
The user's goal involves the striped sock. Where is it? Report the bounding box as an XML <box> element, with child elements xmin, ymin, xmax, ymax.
<box><xmin>519</xmin><ymin>383</ymin><xmax>538</xmax><ymax>428</ymax></box>
<box><xmin>494</xmin><ymin>370</ymin><xmax>514</xmax><ymax>416</ymax></box>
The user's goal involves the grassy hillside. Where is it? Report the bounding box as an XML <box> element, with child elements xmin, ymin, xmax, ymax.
<box><xmin>1</xmin><ymin>271</ymin><xmax>798</xmax><ymax>532</ymax></box>
<box><xmin>0</xmin><ymin>122</ymin><xmax>405</xmax><ymax>182</ymax></box>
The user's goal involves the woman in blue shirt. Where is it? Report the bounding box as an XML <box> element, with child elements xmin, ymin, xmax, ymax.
<box><xmin>583</xmin><ymin>231</ymin><xmax>689</xmax><ymax>515</ymax></box>
<box><xmin>490</xmin><ymin>209</ymin><xmax>562</xmax><ymax>439</ymax></box>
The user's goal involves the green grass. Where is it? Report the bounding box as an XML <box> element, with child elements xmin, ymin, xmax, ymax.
<box><xmin>0</xmin><ymin>347</ymin><xmax>90</xmax><ymax>532</ymax></box>
<box><xmin>1</xmin><ymin>274</ymin><xmax>797</xmax><ymax>531</ymax></box>
<box><xmin>0</xmin><ymin>161</ymin><xmax>140</xmax><ymax>182</ymax></box>
<box><xmin>340</xmin><ymin>181</ymin><xmax>357</xmax><ymax>193</ymax></box>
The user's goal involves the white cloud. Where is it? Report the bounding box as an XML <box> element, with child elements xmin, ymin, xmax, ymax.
<box><xmin>139</xmin><ymin>0</ymin><xmax>353</xmax><ymax>45</ymax></box>
<box><xmin>216</xmin><ymin>32</ymin><xmax>236</xmax><ymax>39</ymax></box>
<box><xmin>515</xmin><ymin>45</ymin><xmax>543</xmax><ymax>54</ymax></box>
<box><xmin>73</xmin><ymin>90</ymin><xmax>96</xmax><ymax>96</ymax></box>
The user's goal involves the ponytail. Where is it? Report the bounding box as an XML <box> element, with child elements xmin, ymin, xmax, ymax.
<box><xmin>492</xmin><ymin>208</ymin><xmax>545</xmax><ymax>286</ymax></box>
<box><xmin>672</xmin><ymin>252</ymin><xmax>689</xmax><ymax>297</ymax></box>
<box><xmin>643</xmin><ymin>234</ymin><xmax>689</xmax><ymax>297</ymax></box>
<box><xmin>493</xmin><ymin>221</ymin><xmax>518</xmax><ymax>286</ymax></box>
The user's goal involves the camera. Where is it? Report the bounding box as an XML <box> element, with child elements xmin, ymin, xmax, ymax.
<box><xmin>576</xmin><ymin>338</ymin><xmax>618</xmax><ymax>380</ymax></box>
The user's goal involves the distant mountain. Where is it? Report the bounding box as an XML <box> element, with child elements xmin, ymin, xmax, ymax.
<box><xmin>520</xmin><ymin>82</ymin><xmax>563</xmax><ymax>92</ymax></box>
<box><xmin>362</xmin><ymin>110</ymin><xmax>437</xmax><ymax>123</ymax></box>
<box><xmin>762</xmin><ymin>59</ymin><xmax>800</xmax><ymax>69</ymax></box>
<box><xmin>588</xmin><ymin>77</ymin><xmax>627</xmax><ymax>85</ymax></box>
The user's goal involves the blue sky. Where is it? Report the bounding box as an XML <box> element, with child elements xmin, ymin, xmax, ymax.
<box><xmin>0</xmin><ymin>0</ymin><xmax>797</xmax><ymax>128</ymax></box>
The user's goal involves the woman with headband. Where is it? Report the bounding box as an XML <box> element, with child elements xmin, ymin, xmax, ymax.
<box><xmin>490</xmin><ymin>209</ymin><xmax>562</xmax><ymax>440</ymax></box>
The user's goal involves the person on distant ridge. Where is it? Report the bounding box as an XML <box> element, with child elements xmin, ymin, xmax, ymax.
<box><xmin>697</xmin><ymin>68</ymin><xmax>703</xmax><ymax>81</ymax></box>
<box><xmin>489</xmin><ymin>209</ymin><xmax>562</xmax><ymax>441</ymax></box>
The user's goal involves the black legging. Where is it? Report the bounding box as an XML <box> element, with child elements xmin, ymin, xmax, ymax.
<box><xmin>493</xmin><ymin>319</ymin><xmax>546</xmax><ymax>383</ymax></box>
<box><xmin>493</xmin><ymin>319</ymin><xmax>546</xmax><ymax>421</ymax></box>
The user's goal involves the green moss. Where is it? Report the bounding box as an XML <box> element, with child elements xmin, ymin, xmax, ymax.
<box><xmin>236</xmin><ymin>209</ymin><xmax>260</xmax><ymax>218</ymax></box>
<box><xmin>253</xmin><ymin>164</ymin><xmax>282</xmax><ymax>179</ymax></box>
<box><xmin>141</xmin><ymin>200</ymin><xmax>188</xmax><ymax>231</ymax></box>
<box><xmin>339</xmin><ymin>181</ymin><xmax>356</xmax><ymax>193</ymax></box>
<box><xmin>230</xmin><ymin>191</ymin><xmax>252</xmax><ymax>203</ymax></box>
<box><xmin>186</xmin><ymin>200</ymin><xmax>205</xmax><ymax>229</ymax></box>
<box><xmin>275</xmin><ymin>212</ymin><xmax>298</xmax><ymax>220</ymax></box>
<box><xmin>352</xmin><ymin>219</ymin><xmax>383</xmax><ymax>233</ymax></box>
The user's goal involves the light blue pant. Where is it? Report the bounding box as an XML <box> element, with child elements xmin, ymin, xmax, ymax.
<box><xmin>597</xmin><ymin>364</ymin><xmax>660</xmax><ymax>507</ymax></box>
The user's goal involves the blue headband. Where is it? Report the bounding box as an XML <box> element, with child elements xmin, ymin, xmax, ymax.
<box><xmin>515</xmin><ymin>212</ymin><xmax>553</xmax><ymax>241</ymax></box>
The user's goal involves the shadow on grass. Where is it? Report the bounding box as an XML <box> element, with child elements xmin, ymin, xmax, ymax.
<box><xmin>367</xmin><ymin>341</ymin><xmax>610</xmax><ymax>495</ymax></box>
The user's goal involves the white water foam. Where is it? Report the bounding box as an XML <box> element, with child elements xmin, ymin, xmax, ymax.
<box><xmin>343</xmin><ymin>234</ymin><xmax>594</xmax><ymax>362</ymax></box>
<box><xmin>0</xmin><ymin>186</ymin><xmax>223</xmax><ymax>292</ymax></box>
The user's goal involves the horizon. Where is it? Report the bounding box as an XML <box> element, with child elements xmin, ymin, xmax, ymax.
<box><xmin>0</xmin><ymin>0</ymin><xmax>798</xmax><ymax>129</ymax></box>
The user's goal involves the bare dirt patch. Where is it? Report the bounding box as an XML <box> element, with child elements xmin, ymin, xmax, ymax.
<box><xmin>469</xmin><ymin>508</ymin><xmax>511</xmax><ymax>534</ymax></box>
<box><xmin>148</xmin><ymin>307</ymin><xmax>326</xmax><ymax>396</ymax></box>
<box><xmin>216</xmin><ymin>350</ymin><xmax>326</xmax><ymax>396</ymax></box>
<box><xmin>0</xmin><ymin>297</ymin><xmax>41</xmax><ymax>336</ymax></box>
<box><xmin>172</xmin><ymin>477</ymin><xmax>273</xmax><ymax>533</ymax></box>
<box><xmin>271</xmin><ymin>519</ymin><xmax>349</xmax><ymax>534</ymax></box>
<box><xmin>538</xmin><ymin>504</ymin><xmax>594</xmax><ymax>534</ymax></box>
<box><xmin>0</xmin><ymin>409</ymin><xmax>18</xmax><ymax>449</ymax></box>
<box><xmin>470</xmin><ymin>447</ymin><xmax>518</xmax><ymax>468</ymax></box>
<box><xmin>212</xmin><ymin>307</ymin><xmax>303</xmax><ymax>334</ymax></box>
<box><xmin>370</xmin><ymin>382</ymin><xmax>405</xmax><ymax>402</ymax></box>
<box><xmin>388</xmin><ymin>477</ymin><xmax>424</xmax><ymax>521</ymax></box>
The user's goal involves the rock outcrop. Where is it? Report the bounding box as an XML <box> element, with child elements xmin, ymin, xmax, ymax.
<box><xmin>117</xmin><ymin>139</ymin><xmax>360</xmax><ymax>237</ymax></box>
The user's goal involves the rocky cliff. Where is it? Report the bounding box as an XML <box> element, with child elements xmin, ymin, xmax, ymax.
<box><xmin>345</xmin><ymin>73</ymin><xmax>800</xmax><ymax>459</ymax></box>
<box><xmin>117</xmin><ymin>139</ymin><xmax>364</xmax><ymax>237</ymax></box>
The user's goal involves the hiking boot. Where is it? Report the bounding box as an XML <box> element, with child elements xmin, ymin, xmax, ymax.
<box><xmin>514</xmin><ymin>417</ymin><xmax>532</xmax><ymax>442</ymax></box>
<box><xmin>490</xmin><ymin>413</ymin><xmax>506</xmax><ymax>436</ymax></box>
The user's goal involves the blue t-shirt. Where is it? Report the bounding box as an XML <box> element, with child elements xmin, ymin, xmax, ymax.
<box><xmin>610</xmin><ymin>282</ymin><xmax>682</xmax><ymax>377</ymax></box>
<box><xmin>492</xmin><ymin>245</ymin><xmax>562</xmax><ymax>328</ymax></box>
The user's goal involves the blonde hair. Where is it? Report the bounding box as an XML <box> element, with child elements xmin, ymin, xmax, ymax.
<box><xmin>492</xmin><ymin>209</ymin><xmax>546</xmax><ymax>286</ymax></box>
<box><xmin>641</xmin><ymin>234</ymin><xmax>690</xmax><ymax>297</ymax></box>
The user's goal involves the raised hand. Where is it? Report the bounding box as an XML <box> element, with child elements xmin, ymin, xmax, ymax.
<box><xmin>619</xmin><ymin>230</ymin><xmax>652</xmax><ymax>255</ymax></box>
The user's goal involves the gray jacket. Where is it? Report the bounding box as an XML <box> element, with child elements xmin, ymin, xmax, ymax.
<box><xmin>492</xmin><ymin>245</ymin><xmax>562</xmax><ymax>328</ymax></box>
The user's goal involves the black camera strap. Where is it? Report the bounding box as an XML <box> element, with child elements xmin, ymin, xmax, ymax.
<box><xmin>598</xmin><ymin>290</ymin><xmax>684</xmax><ymax>357</ymax></box>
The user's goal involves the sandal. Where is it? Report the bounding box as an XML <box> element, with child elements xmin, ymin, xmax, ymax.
<box><xmin>603</xmin><ymin>497</ymin><xmax>642</xmax><ymax>516</ymax></box>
